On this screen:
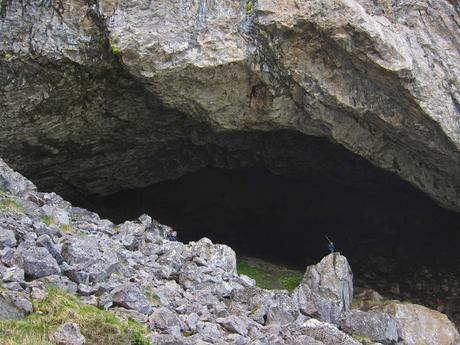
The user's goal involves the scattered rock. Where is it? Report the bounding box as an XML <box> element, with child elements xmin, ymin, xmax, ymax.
<box><xmin>297</xmin><ymin>318</ymin><xmax>361</xmax><ymax>345</ymax></box>
<box><xmin>0</xmin><ymin>291</ymin><xmax>32</xmax><ymax>320</ymax></box>
<box><xmin>61</xmin><ymin>236</ymin><xmax>118</xmax><ymax>283</ymax></box>
<box><xmin>111</xmin><ymin>283</ymin><xmax>151</xmax><ymax>314</ymax></box>
<box><xmin>293</xmin><ymin>253</ymin><xmax>353</xmax><ymax>325</ymax></box>
<box><xmin>36</xmin><ymin>234</ymin><xmax>64</xmax><ymax>265</ymax></box>
<box><xmin>148</xmin><ymin>307</ymin><xmax>184</xmax><ymax>333</ymax></box>
<box><xmin>379</xmin><ymin>302</ymin><xmax>460</xmax><ymax>345</ymax></box>
<box><xmin>340</xmin><ymin>309</ymin><xmax>399</xmax><ymax>344</ymax></box>
<box><xmin>218</xmin><ymin>315</ymin><xmax>249</xmax><ymax>337</ymax></box>
<box><xmin>52</xmin><ymin>322</ymin><xmax>86</xmax><ymax>345</ymax></box>
<box><xmin>0</xmin><ymin>228</ymin><xmax>17</xmax><ymax>249</ymax></box>
<box><xmin>20</xmin><ymin>246</ymin><xmax>61</xmax><ymax>279</ymax></box>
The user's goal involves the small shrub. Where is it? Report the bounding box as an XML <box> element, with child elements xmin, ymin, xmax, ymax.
<box><xmin>41</xmin><ymin>215</ymin><xmax>56</xmax><ymax>226</ymax></box>
<box><xmin>3</xmin><ymin>51</ymin><xmax>11</xmax><ymax>61</ymax></box>
<box><xmin>110</xmin><ymin>44</ymin><xmax>121</xmax><ymax>55</ymax></box>
<box><xmin>258</xmin><ymin>29</ymin><xmax>268</xmax><ymax>39</ymax></box>
<box><xmin>245</xmin><ymin>1</ymin><xmax>253</xmax><ymax>13</ymax></box>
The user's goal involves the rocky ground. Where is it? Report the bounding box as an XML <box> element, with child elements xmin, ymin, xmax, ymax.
<box><xmin>1</xmin><ymin>158</ymin><xmax>459</xmax><ymax>345</ymax></box>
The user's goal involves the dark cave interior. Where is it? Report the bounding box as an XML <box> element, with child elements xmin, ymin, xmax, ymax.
<box><xmin>84</xmin><ymin>165</ymin><xmax>460</xmax><ymax>269</ymax></box>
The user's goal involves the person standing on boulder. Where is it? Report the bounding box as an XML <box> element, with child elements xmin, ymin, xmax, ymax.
<box><xmin>326</xmin><ymin>235</ymin><xmax>335</xmax><ymax>253</ymax></box>
<box><xmin>166</xmin><ymin>230</ymin><xmax>177</xmax><ymax>241</ymax></box>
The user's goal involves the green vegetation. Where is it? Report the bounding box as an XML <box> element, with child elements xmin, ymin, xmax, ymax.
<box><xmin>110</xmin><ymin>44</ymin><xmax>121</xmax><ymax>55</ymax></box>
<box><xmin>142</xmin><ymin>287</ymin><xmax>161</xmax><ymax>306</ymax></box>
<box><xmin>237</xmin><ymin>259</ymin><xmax>303</xmax><ymax>292</ymax></box>
<box><xmin>352</xmin><ymin>334</ymin><xmax>376</xmax><ymax>345</ymax></box>
<box><xmin>245</xmin><ymin>1</ymin><xmax>253</xmax><ymax>14</ymax></box>
<box><xmin>0</xmin><ymin>198</ymin><xmax>24</xmax><ymax>214</ymax></box>
<box><xmin>41</xmin><ymin>215</ymin><xmax>56</xmax><ymax>226</ymax></box>
<box><xmin>0</xmin><ymin>286</ymin><xmax>150</xmax><ymax>345</ymax></box>
<box><xmin>258</xmin><ymin>29</ymin><xmax>268</xmax><ymax>39</ymax></box>
<box><xmin>59</xmin><ymin>224</ymin><xmax>74</xmax><ymax>233</ymax></box>
<box><xmin>3</xmin><ymin>51</ymin><xmax>11</xmax><ymax>61</ymax></box>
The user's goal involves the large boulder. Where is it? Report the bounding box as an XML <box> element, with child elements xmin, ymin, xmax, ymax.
<box><xmin>117</xmin><ymin>220</ymin><xmax>146</xmax><ymax>251</ymax></box>
<box><xmin>0</xmin><ymin>159</ymin><xmax>36</xmax><ymax>197</ymax></box>
<box><xmin>148</xmin><ymin>307</ymin><xmax>185</xmax><ymax>334</ymax></box>
<box><xmin>52</xmin><ymin>322</ymin><xmax>86</xmax><ymax>345</ymax></box>
<box><xmin>0</xmin><ymin>291</ymin><xmax>33</xmax><ymax>320</ymax></box>
<box><xmin>61</xmin><ymin>235</ymin><xmax>118</xmax><ymax>283</ymax></box>
<box><xmin>340</xmin><ymin>309</ymin><xmax>399</xmax><ymax>344</ymax></box>
<box><xmin>379</xmin><ymin>302</ymin><xmax>460</xmax><ymax>345</ymax></box>
<box><xmin>110</xmin><ymin>283</ymin><xmax>151</xmax><ymax>315</ymax></box>
<box><xmin>292</xmin><ymin>318</ymin><xmax>361</xmax><ymax>345</ymax></box>
<box><xmin>20</xmin><ymin>246</ymin><xmax>61</xmax><ymax>279</ymax></box>
<box><xmin>292</xmin><ymin>253</ymin><xmax>353</xmax><ymax>325</ymax></box>
<box><xmin>190</xmin><ymin>238</ymin><xmax>237</xmax><ymax>273</ymax></box>
<box><xmin>0</xmin><ymin>228</ymin><xmax>17</xmax><ymax>249</ymax></box>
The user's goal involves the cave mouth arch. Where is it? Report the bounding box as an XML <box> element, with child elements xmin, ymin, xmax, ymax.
<box><xmin>30</xmin><ymin>129</ymin><xmax>460</xmax><ymax>324</ymax></box>
<box><xmin>59</xmin><ymin>129</ymin><xmax>460</xmax><ymax>268</ymax></box>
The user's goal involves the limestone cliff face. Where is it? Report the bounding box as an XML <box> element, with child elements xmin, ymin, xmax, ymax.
<box><xmin>1</xmin><ymin>0</ymin><xmax>459</xmax><ymax>210</ymax></box>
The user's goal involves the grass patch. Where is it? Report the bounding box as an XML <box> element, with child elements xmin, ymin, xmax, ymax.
<box><xmin>41</xmin><ymin>215</ymin><xmax>56</xmax><ymax>226</ymax></box>
<box><xmin>237</xmin><ymin>259</ymin><xmax>303</xmax><ymax>292</ymax></box>
<box><xmin>244</xmin><ymin>1</ymin><xmax>253</xmax><ymax>13</ymax></box>
<box><xmin>0</xmin><ymin>198</ymin><xmax>24</xmax><ymax>214</ymax></box>
<box><xmin>59</xmin><ymin>224</ymin><xmax>74</xmax><ymax>233</ymax></box>
<box><xmin>0</xmin><ymin>286</ymin><xmax>149</xmax><ymax>345</ymax></box>
<box><xmin>279</xmin><ymin>274</ymin><xmax>303</xmax><ymax>292</ymax></box>
<box><xmin>352</xmin><ymin>334</ymin><xmax>375</xmax><ymax>345</ymax></box>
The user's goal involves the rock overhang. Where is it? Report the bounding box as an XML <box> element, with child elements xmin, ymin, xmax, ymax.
<box><xmin>0</xmin><ymin>0</ymin><xmax>459</xmax><ymax>212</ymax></box>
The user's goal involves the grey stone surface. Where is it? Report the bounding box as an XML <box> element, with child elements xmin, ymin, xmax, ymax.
<box><xmin>0</xmin><ymin>0</ymin><xmax>459</xmax><ymax>215</ymax></box>
<box><xmin>148</xmin><ymin>307</ymin><xmax>184</xmax><ymax>332</ymax></box>
<box><xmin>61</xmin><ymin>235</ymin><xmax>118</xmax><ymax>283</ymax></box>
<box><xmin>110</xmin><ymin>283</ymin><xmax>151</xmax><ymax>314</ymax></box>
<box><xmin>20</xmin><ymin>246</ymin><xmax>61</xmax><ymax>279</ymax></box>
<box><xmin>218</xmin><ymin>315</ymin><xmax>249</xmax><ymax>337</ymax></box>
<box><xmin>378</xmin><ymin>302</ymin><xmax>460</xmax><ymax>345</ymax></box>
<box><xmin>293</xmin><ymin>253</ymin><xmax>353</xmax><ymax>325</ymax></box>
<box><xmin>36</xmin><ymin>234</ymin><xmax>64</xmax><ymax>264</ymax></box>
<box><xmin>53</xmin><ymin>322</ymin><xmax>86</xmax><ymax>345</ymax></box>
<box><xmin>296</xmin><ymin>318</ymin><xmax>361</xmax><ymax>345</ymax></box>
<box><xmin>0</xmin><ymin>228</ymin><xmax>17</xmax><ymax>249</ymax></box>
<box><xmin>0</xmin><ymin>291</ymin><xmax>32</xmax><ymax>320</ymax></box>
<box><xmin>340</xmin><ymin>309</ymin><xmax>399</xmax><ymax>344</ymax></box>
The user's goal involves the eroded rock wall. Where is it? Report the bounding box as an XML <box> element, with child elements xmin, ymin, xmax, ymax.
<box><xmin>1</xmin><ymin>0</ymin><xmax>459</xmax><ymax>211</ymax></box>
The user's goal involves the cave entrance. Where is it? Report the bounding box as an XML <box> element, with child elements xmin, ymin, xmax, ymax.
<box><xmin>84</xmin><ymin>164</ymin><xmax>460</xmax><ymax>269</ymax></box>
<box><xmin>36</xmin><ymin>129</ymin><xmax>460</xmax><ymax>324</ymax></box>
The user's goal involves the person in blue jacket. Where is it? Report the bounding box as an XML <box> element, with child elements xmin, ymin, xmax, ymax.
<box><xmin>166</xmin><ymin>230</ymin><xmax>177</xmax><ymax>241</ymax></box>
<box><xmin>326</xmin><ymin>235</ymin><xmax>335</xmax><ymax>253</ymax></box>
